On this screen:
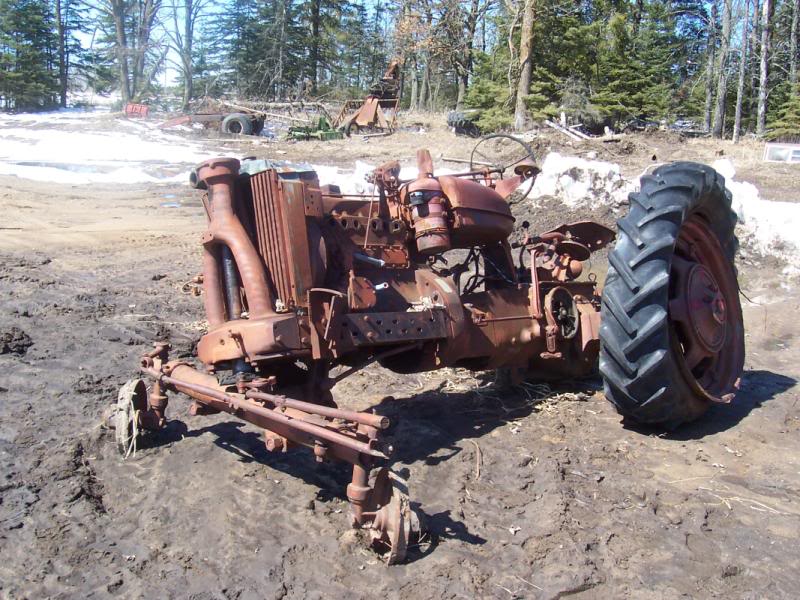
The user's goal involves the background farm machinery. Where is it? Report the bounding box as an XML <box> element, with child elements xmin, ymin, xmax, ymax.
<box><xmin>160</xmin><ymin>62</ymin><xmax>402</xmax><ymax>139</ymax></box>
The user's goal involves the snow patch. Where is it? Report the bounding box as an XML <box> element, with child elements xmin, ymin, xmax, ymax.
<box><xmin>0</xmin><ymin>109</ymin><xmax>218</xmax><ymax>185</ymax></box>
<box><xmin>713</xmin><ymin>158</ymin><xmax>800</xmax><ymax>272</ymax></box>
<box><xmin>311</xmin><ymin>160</ymin><xmax>378</xmax><ymax>195</ymax></box>
<box><xmin>311</xmin><ymin>161</ymin><xmax>456</xmax><ymax>195</ymax></box>
<box><xmin>0</xmin><ymin>108</ymin><xmax>117</xmax><ymax>127</ymax></box>
<box><xmin>531</xmin><ymin>152</ymin><xmax>633</xmax><ymax>207</ymax></box>
<box><xmin>523</xmin><ymin>153</ymin><xmax>800</xmax><ymax>275</ymax></box>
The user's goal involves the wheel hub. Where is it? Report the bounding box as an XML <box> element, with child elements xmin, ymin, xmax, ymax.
<box><xmin>666</xmin><ymin>215</ymin><xmax>744</xmax><ymax>403</ymax></box>
<box><xmin>686</xmin><ymin>263</ymin><xmax>726</xmax><ymax>353</ymax></box>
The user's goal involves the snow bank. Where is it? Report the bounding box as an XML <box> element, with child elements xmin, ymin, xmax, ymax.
<box><xmin>0</xmin><ymin>126</ymin><xmax>208</xmax><ymax>164</ymax></box>
<box><xmin>311</xmin><ymin>161</ymin><xmax>455</xmax><ymax>195</ymax></box>
<box><xmin>531</xmin><ymin>152</ymin><xmax>633</xmax><ymax>207</ymax></box>
<box><xmin>713</xmin><ymin>158</ymin><xmax>800</xmax><ymax>272</ymax></box>
<box><xmin>0</xmin><ymin>110</ymin><xmax>216</xmax><ymax>185</ymax></box>
<box><xmin>523</xmin><ymin>151</ymin><xmax>800</xmax><ymax>275</ymax></box>
<box><xmin>0</xmin><ymin>109</ymin><xmax>437</xmax><ymax>189</ymax></box>
<box><xmin>311</xmin><ymin>160</ymin><xmax>378</xmax><ymax>195</ymax></box>
<box><xmin>0</xmin><ymin>108</ymin><xmax>114</xmax><ymax>127</ymax></box>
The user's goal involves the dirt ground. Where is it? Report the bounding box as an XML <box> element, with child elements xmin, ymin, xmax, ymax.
<box><xmin>1</xmin><ymin>118</ymin><xmax>799</xmax><ymax>599</ymax></box>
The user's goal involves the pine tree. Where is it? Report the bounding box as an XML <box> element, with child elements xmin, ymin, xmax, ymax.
<box><xmin>767</xmin><ymin>83</ymin><xmax>800</xmax><ymax>141</ymax></box>
<box><xmin>0</xmin><ymin>0</ymin><xmax>59</xmax><ymax>110</ymax></box>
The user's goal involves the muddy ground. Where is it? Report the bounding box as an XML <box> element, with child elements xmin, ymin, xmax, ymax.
<box><xmin>0</xmin><ymin>119</ymin><xmax>799</xmax><ymax>599</ymax></box>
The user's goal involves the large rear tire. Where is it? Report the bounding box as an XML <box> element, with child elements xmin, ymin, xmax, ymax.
<box><xmin>599</xmin><ymin>162</ymin><xmax>745</xmax><ymax>427</ymax></box>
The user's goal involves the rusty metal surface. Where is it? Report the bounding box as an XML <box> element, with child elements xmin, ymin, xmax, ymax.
<box><xmin>198</xmin><ymin>158</ymin><xmax>274</xmax><ymax>319</ymax></box>
<box><xmin>124</xmin><ymin>103</ymin><xmax>149</xmax><ymax>118</ymax></box>
<box><xmin>336</xmin><ymin>60</ymin><xmax>401</xmax><ymax>133</ymax></box>
<box><xmin>142</xmin><ymin>362</ymin><xmax>388</xmax><ymax>461</ymax></box>
<box><xmin>342</xmin><ymin>310</ymin><xmax>449</xmax><ymax>346</ymax></box>
<box><xmin>668</xmin><ymin>215</ymin><xmax>744</xmax><ymax>403</ymax></box>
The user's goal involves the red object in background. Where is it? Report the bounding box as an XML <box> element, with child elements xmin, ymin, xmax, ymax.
<box><xmin>124</xmin><ymin>103</ymin><xmax>149</xmax><ymax>118</ymax></box>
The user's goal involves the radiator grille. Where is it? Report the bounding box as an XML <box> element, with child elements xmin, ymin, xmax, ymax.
<box><xmin>249</xmin><ymin>171</ymin><xmax>294</xmax><ymax>308</ymax></box>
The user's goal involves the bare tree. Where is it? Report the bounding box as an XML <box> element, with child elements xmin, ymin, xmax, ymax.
<box><xmin>749</xmin><ymin>0</ymin><xmax>761</xmax><ymax>121</ymax></box>
<box><xmin>756</xmin><ymin>0</ymin><xmax>773</xmax><ymax>136</ymax></box>
<box><xmin>96</xmin><ymin>0</ymin><xmax>164</xmax><ymax>103</ymax></box>
<box><xmin>712</xmin><ymin>0</ymin><xmax>732</xmax><ymax>138</ymax></box>
<box><xmin>132</xmin><ymin>0</ymin><xmax>162</xmax><ymax>97</ymax></box>
<box><xmin>733</xmin><ymin>0</ymin><xmax>751</xmax><ymax>143</ymax></box>
<box><xmin>107</xmin><ymin>0</ymin><xmax>132</xmax><ymax>102</ymax></box>
<box><xmin>165</xmin><ymin>0</ymin><xmax>210</xmax><ymax>111</ymax></box>
<box><xmin>445</xmin><ymin>0</ymin><xmax>486</xmax><ymax>110</ymax></box>
<box><xmin>791</xmin><ymin>0</ymin><xmax>799</xmax><ymax>86</ymax></box>
<box><xmin>393</xmin><ymin>0</ymin><xmax>435</xmax><ymax>111</ymax></box>
<box><xmin>513</xmin><ymin>0</ymin><xmax>536</xmax><ymax>131</ymax></box>
<box><xmin>704</xmin><ymin>0</ymin><xmax>718</xmax><ymax>132</ymax></box>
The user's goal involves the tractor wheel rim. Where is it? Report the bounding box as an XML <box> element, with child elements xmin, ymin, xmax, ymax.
<box><xmin>686</xmin><ymin>263</ymin><xmax>726</xmax><ymax>353</ymax></box>
<box><xmin>668</xmin><ymin>215</ymin><xmax>743</xmax><ymax>402</ymax></box>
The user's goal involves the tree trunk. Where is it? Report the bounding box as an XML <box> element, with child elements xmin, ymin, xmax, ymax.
<box><xmin>419</xmin><ymin>68</ymin><xmax>427</xmax><ymax>111</ymax></box>
<box><xmin>55</xmin><ymin>0</ymin><xmax>67</xmax><ymax>107</ymax></box>
<box><xmin>704</xmin><ymin>0</ymin><xmax>718</xmax><ymax>133</ymax></box>
<box><xmin>455</xmin><ymin>0</ymin><xmax>480</xmax><ymax>111</ymax></box>
<box><xmin>733</xmin><ymin>0</ymin><xmax>751</xmax><ymax>143</ymax></box>
<box><xmin>132</xmin><ymin>0</ymin><xmax>157</xmax><ymax>99</ymax></box>
<box><xmin>480</xmin><ymin>12</ymin><xmax>486</xmax><ymax>53</ymax></box>
<box><xmin>456</xmin><ymin>73</ymin><xmax>467</xmax><ymax>110</ymax></box>
<box><xmin>757</xmin><ymin>0</ymin><xmax>773</xmax><ymax>136</ymax></box>
<box><xmin>420</xmin><ymin>60</ymin><xmax>431</xmax><ymax>110</ymax></box>
<box><xmin>749</xmin><ymin>0</ymin><xmax>761</xmax><ymax>130</ymax></box>
<box><xmin>712</xmin><ymin>0</ymin><xmax>732</xmax><ymax>138</ymax></box>
<box><xmin>111</xmin><ymin>0</ymin><xmax>131</xmax><ymax>104</ymax></box>
<box><xmin>277</xmin><ymin>0</ymin><xmax>286</xmax><ymax>97</ymax></box>
<box><xmin>398</xmin><ymin>62</ymin><xmax>404</xmax><ymax>107</ymax></box>
<box><xmin>310</xmin><ymin>0</ymin><xmax>321</xmax><ymax>92</ymax></box>
<box><xmin>181</xmin><ymin>61</ymin><xmax>192</xmax><ymax>110</ymax></box>
<box><xmin>791</xmin><ymin>0</ymin><xmax>799</xmax><ymax>86</ymax></box>
<box><xmin>181</xmin><ymin>0</ymin><xmax>194</xmax><ymax>111</ymax></box>
<box><xmin>513</xmin><ymin>0</ymin><xmax>536</xmax><ymax>132</ymax></box>
<box><xmin>409</xmin><ymin>60</ymin><xmax>418</xmax><ymax>110</ymax></box>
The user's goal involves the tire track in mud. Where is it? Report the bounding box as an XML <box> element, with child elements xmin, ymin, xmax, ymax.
<box><xmin>0</xmin><ymin>246</ymin><xmax>208</xmax><ymax>597</ymax></box>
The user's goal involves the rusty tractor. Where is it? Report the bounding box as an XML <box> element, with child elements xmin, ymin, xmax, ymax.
<box><xmin>115</xmin><ymin>151</ymin><xmax>745</xmax><ymax>563</ymax></box>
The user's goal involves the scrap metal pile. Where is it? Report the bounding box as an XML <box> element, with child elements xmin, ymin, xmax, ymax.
<box><xmin>334</xmin><ymin>60</ymin><xmax>402</xmax><ymax>135</ymax></box>
<box><xmin>160</xmin><ymin>62</ymin><xmax>402</xmax><ymax>140</ymax></box>
<box><xmin>113</xmin><ymin>146</ymin><xmax>745</xmax><ymax>563</ymax></box>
